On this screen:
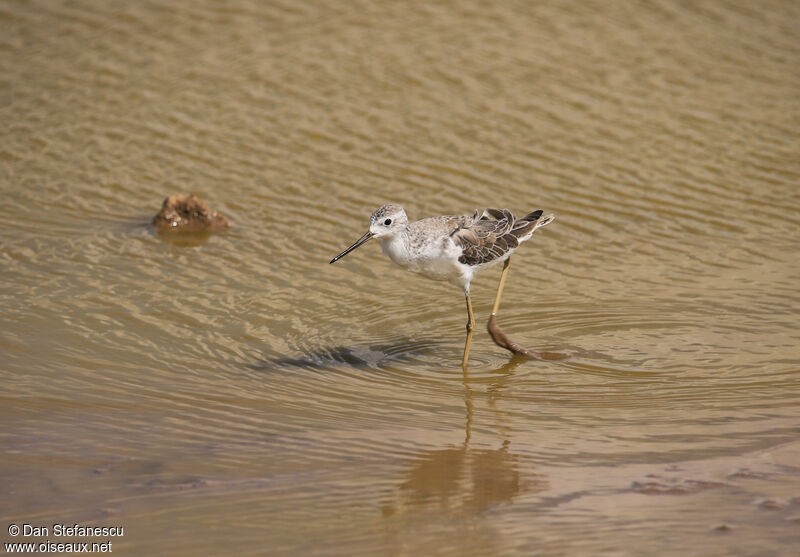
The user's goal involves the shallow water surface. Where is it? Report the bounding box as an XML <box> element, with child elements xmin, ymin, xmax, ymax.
<box><xmin>2</xmin><ymin>0</ymin><xmax>799</xmax><ymax>555</ymax></box>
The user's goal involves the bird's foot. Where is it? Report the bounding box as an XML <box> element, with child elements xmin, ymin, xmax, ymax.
<box><xmin>486</xmin><ymin>314</ymin><xmax>568</xmax><ymax>360</ymax></box>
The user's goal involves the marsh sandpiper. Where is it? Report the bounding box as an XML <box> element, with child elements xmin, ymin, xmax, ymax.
<box><xmin>330</xmin><ymin>204</ymin><xmax>561</xmax><ymax>366</ymax></box>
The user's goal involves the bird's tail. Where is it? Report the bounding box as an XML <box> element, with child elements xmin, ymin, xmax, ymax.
<box><xmin>510</xmin><ymin>210</ymin><xmax>555</xmax><ymax>240</ymax></box>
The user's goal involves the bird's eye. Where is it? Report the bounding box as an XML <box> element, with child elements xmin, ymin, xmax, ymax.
<box><xmin>384</xmin><ymin>218</ymin><xmax>392</xmax><ymax>225</ymax></box>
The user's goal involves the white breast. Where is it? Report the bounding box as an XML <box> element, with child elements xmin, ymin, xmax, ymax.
<box><xmin>380</xmin><ymin>233</ymin><xmax>462</xmax><ymax>282</ymax></box>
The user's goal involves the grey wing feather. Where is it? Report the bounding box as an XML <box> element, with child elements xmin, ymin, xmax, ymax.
<box><xmin>452</xmin><ymin>208</ymin><xmax>518</xmax><ymax>266</ymax></box>
<box><xmin>452</xmin><ymin>208</ymin><xmax>546</xmax><ymax>266</ymax></box>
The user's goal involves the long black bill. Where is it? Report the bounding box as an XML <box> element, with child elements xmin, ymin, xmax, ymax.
<box><xmin>330</xmin><ymin>231</ymin><xmax>373</xmax><ymax>264</ymax></box>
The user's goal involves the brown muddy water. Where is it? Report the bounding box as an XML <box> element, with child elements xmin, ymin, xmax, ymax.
<box><xmin>2</xmin><ymin>1</ymin><xmax>800</xmax><ymax>555</ymax></box>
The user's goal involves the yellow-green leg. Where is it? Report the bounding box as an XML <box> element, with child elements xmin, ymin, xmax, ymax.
<box><xmin>491</xmin><ymin>258</ymin><xmax>512</xmax><ymax>317</ymax></box>
<box><xmin>462</xmin><ymin>290</ymin><xmax>475</xmax><ymax>367</ymax></box>
<box><xmin>487</xmin><ymin>256</ymin><xmax>569</xmax><ymax>360</ymax></box>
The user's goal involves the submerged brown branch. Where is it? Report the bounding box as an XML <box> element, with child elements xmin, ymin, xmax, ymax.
<box><xmin>487</xmin><ymin>314</ymin><xmax>568</xmax><ymax>360</ymax></box>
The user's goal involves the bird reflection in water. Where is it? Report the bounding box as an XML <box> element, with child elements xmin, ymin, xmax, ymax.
<box><xmin>380</xmin><ymin>356</ymin><xmax>548</xmax><ymax>519</ymax></box>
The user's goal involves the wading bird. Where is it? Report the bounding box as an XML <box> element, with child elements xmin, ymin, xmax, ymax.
<box><xmin>330</xmin><ymin>204</ymin><xmax>564</xmax><ymax>366</ymax></box>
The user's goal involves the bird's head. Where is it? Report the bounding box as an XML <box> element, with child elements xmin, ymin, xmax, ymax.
<box><xmin>367</xmin><ymin>204</ymin><xmax>408</xmax><ymax>239</ymax></box>
<box><xmin>330</xmin><ymin>204</ymin><xmax>408</xmax><ymax>264</ymax></box>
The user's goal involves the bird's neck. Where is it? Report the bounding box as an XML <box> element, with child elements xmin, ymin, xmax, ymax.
<box><xmin>380</xmin><ymin>229</ymin><xmax>411</xmax><ymax>265</ymax></box>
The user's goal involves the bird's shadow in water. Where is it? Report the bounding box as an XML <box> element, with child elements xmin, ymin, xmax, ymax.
<box><xmin>250</xmin><ymin>333</ymin><xmax>577</xmax><ymax>376</ymax></box>
<box><xmin>249</xmin><ymin>337</ymin><xmax>449</xmax><ymax>374</ymax></box>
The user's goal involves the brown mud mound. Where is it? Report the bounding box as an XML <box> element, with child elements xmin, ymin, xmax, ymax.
<box><xmin>151</xmin><ymin>194</ymin><xmax>230</xmax><ymax>233</ymax></box>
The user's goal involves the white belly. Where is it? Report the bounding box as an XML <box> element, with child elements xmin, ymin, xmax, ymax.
<box><xmin>381</xmin><ymin>234</ymin><xmax>461</xmax><ymax>282</ymax></box>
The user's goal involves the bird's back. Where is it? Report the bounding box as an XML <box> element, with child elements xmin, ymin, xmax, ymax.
<box><xmin>407</xmin><ymin>213</ymin><xmax>479</xmax><ymax>246</ymax></box>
